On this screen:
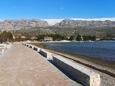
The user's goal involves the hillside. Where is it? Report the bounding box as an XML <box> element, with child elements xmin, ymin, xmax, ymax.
<box><xmin>1</xmin><ymin>18</ymin><xmax>115</xmax><ymax>31</ymax></box>
<box><xmin>54</xmin><ymin>19</ymin><xmax>115</xmax><ymax>27</ymax></box>
<box><xmin>0</xmin><ymin>19</ymin><xmax>48</xmax><ymax>31</ymax></box>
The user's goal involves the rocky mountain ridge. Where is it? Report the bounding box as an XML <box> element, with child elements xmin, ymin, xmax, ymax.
<box><xmin>0</xmin><ymin>19</ymin><xmax>48</xmax><ymax>30</ymax></box>
<box><xmin>0</xmin><ymin>18</ymin><xmax>115</xmax><ymax>30</ymax></box>
<box><xmin>54</xmin><ymin>19</ymin><xmax>115</xmax><ymax>27</ymax></box>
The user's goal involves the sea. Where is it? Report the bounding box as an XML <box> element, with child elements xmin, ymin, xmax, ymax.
<box><xmin>45</xmin><ymin>41</ymin><xmax>115</xmax><ymax>62</ymax></box>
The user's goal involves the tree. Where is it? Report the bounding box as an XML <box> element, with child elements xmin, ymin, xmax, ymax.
<box><xmin>69</xmin><ymin>35</ymin><xmax>74</xmax><ymax>41</ymax></box>
<box><xmin>0</xmin><ymin>31</ymin><xmax>13</xmax><ymax>43</ymax></box>
<box><xmin>76</xmin><ymin>34</ymin><xmax>82</xmax><ymax>41</ymax></box>
<box><xmin>82</xmin><ymin>35</ymin><xmax>96</xmax><ymax>41</ymax></box>
<box><xmin>37</xmin><ymin>35</ymin><xmax>45</xmax><ymax>41</ymax></box>
<box><xmin>6</xmin><ymin>32</ymin><xmax>13</xmax><ymax>41</ymax></box>
<box><xmin>91</xmin><ymin>36</ymin><xmax>96</xmax><ymax>41</ymax></box>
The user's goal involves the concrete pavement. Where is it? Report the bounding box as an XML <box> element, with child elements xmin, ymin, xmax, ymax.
<box><xmin>0</xmin><ymin>43</ymin><xmax>79</xmax><ymax>86</ymax></box>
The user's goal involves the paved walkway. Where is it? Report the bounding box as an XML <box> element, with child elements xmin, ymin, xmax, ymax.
<box><xmin>0</xmin><ymin>43</ymin><xmax>78</xmax><ymax>86</ymax></box>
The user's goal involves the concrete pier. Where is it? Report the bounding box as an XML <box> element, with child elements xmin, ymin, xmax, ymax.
<box><xmin>0</xmin><ymin>43</ymin><xmax>79</xmax><ymax>86</ymax></box>
<box><xmin>25</xmin><ymin>43</ymin><xmax>101</xmax><ymax>86</ymax></box>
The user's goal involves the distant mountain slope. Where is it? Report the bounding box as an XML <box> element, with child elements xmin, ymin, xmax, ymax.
<box><xmin>1</xmin><ymin>18</ymin><xmax>115</xmax><ymax>31</ymax></box>
<box><xmin>54</xmin><ymin>19</ymin><xmax>115</xmax><ymax>27</ymax></box>
<box><xmin>0</xmin><ymin>19</ymin><xmax>48</xmax><ymax>30</ymax></box>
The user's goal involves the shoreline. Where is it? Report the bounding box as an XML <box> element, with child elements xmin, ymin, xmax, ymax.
<box><xmin>31</xmin><ymin>42</ymin><xmax>115</xmax><ymax>71</ymax></box>
<box><xmin>44</xmin><ymin>48</ymin><xmax>115</xmax><ymax>76</ymax></box>
<box><xmin>31</xmin><ymin>43</ymin><xmax>115</xmax><ymax>74</ymax></box>
<box><xmin>36</xmin><ymin>40</ymin><xmax>115</xmax><ymax>43</ymax></box>
<box><xmin>30</xmin><ymin>42</ymin><xmax>115</xmax><ymax>86</ymax></box>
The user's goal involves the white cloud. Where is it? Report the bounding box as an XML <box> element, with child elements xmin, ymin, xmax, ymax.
<box><xmin>44</xmin><ymin>19</ymin><xmax>63</xmax><ymax>25</ymax></box>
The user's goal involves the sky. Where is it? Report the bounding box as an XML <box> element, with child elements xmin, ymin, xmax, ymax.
<box><xmin>0</xmin><ymin>0</ymin><xmax>115</xmax><ymax>19</ymax></box>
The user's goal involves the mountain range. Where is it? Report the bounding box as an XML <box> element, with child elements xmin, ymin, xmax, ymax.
<box><xmin>0</xmin><ymin>18</ymin><xmax>115</xmax><ymax>30</ymax></box>
<box><xmin>45</xmin><ymin>18</ymin><xmax>115</xmax><ymax>25</ymax></box>
<box><xmin>54</xmin><ymin>19</ymin><xmax>115</xmax><ymax>27</ymax></box>
<box><xmin>0</xmin><ymin>19</ymin><xmax>48</xmax><ymax>31</ymax></box>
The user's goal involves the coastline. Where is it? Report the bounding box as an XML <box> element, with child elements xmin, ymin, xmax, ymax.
<box><xmin>31</xmin><ymin>42</ymin><xmax>115</xmax><ymax>71</ymax></box>
<box><xmin>30</xmin><ymin>42</ymin><xmax>115</xmax><ymax>86</ymax></box>
<box><xmin>45</xmin><ymin>47</ymin><xmax>115</xmax><ymax>74</ymax></box>
<box><xmin>37</xmin><ymin>40</ymin><xmax>115</xmax><ymax>43</ymax></box>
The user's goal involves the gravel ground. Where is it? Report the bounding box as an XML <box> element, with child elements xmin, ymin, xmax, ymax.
<box><xmin>0</xmin><ymin>43</ymin><xmax>80</xmax><ymax>86</ymax></box>
<box><xmin>65</xmin><ymin>56</ymin><xmax>115</xmax><ymax>86</ymax></box>
<box><xmin>95</xmin><ymin>70</ymin><xmax>115</xmax><ymax>86</ymax></box>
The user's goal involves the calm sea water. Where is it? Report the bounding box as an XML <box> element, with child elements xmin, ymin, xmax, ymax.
<box><xmin>45</xmin><ymin>41</ymin><xmax>115</xmax><ymax>62</ymax></box>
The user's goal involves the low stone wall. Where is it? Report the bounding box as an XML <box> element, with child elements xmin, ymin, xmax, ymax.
<box><xmin>39</xmin><ymin>50</ymin><xmax>47</xmax><ymax>58</ymax></box>
<box><xmin>0</xmin><ymin>43</ymin><xmax>12</xmax><ymax>54</ymax></box>
<box><xmin>51</xmin><ymin>55</ymin><xmax>100</xmax><ymax>86</ymax></box>
<box><xmin>23</xmin><ymin>43</ymin><xmax>101</xmax><ymax>86</ymax></box>
<box><xmin>52</xmin><ymin>56</ymin><xmax>90</xmax><ymax>86</ymax></box>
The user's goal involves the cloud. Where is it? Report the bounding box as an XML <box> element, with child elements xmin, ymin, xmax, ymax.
<box><xmin>44</xmin><ymin>19</ymin><xmax>63</xmax><ymax>25</ymax></box>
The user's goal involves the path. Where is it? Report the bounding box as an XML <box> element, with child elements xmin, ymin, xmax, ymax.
<box><xmin>0</xmin><ymin>43</ymin><xmax>79</xmax><ymax>86</ymax></box>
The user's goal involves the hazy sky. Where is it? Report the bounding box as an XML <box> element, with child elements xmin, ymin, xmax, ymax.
<box><xmin>0</xmin><ymin>0</ymin><xmax>114</xmax><ymax>19</ymax></box>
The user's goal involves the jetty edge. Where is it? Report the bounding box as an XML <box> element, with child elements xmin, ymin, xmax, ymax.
<box><xmin>0</xmin><ymin>42</ymin><xmax>81</xmax><ymax>86</ymax></box>
<box><xmin>23</xmin><ymin>42</ymin><xmax>101</xmax><ymax>86</ymax></box>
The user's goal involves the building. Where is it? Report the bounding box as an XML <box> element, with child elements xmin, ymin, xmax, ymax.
<box><xmin>30</xmin><ymin>36</ymin><xmax>37</xmax><ymax>40</ymax></box>
<box><xmin>21</xmin><ymin>36</ymin><xmax>26</xmax><ymax>39</ymax></box>
<box><xmin>44</xmin><ymin>37</ymin><xmax>53</xmax><ymax>41</ymax></box>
